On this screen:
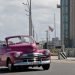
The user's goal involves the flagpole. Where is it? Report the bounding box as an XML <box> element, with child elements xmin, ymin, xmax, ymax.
<box><xmin>48</xmin><ymin>26</ymin><xmax>53</xmax><ymax>49</ymax></box>
<box><xmin>46</xmin><ymin>30</ymin><xmax>48</xmax><ymax>49</ymax></box>
<box><xmin>48</xmin><ymin>26</ymin><xmax>50</xmax><ymax>49</ymax></box>
<box><xmin>54</xmin><ymin>13</ymin><xmax>56</xmax><ymax>38</ymax></box>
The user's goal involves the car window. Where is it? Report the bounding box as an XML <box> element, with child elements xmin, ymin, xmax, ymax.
<box><xmin>7</xmin><ymin>36</ymin><xmax>34</xmax><ymax>45</ymax></box>
<box><xmin>8</xmin><ymin>37</ymin><xmax>22</xmax><ymax>44</ymax></box>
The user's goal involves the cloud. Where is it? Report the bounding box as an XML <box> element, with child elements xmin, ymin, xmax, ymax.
<box><xmin>0</xmin><ymin>0</ymin><xmax>60</xmax><ymax>41</ymax></box>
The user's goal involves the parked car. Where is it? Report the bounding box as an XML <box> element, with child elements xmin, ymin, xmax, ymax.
<box><xmin>0</xmin><ymin>35</ymin><xmax>51</xmax><ymax>71</ymax></box>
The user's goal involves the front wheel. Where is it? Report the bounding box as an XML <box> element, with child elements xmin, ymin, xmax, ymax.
<box><xmin>42</xmin><ymin>64</ymin><xmax>50</xmax><ymax>70</ymax></box>
<box><xmin>7</xmin><ymin>60</ymin><xmax>14</xmax><ymax>71</ymax></box>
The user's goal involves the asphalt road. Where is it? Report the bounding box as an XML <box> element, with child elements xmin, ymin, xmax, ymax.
<box><xmin>0</xmin><ymin>61</ymin><xmax>75</xmax><ymax>75</ymax></box>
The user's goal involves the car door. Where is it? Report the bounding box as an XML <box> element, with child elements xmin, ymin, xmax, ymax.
<box><xmin>0</xmin><ymin>44</ymin><xmax>6</xmax><ymax>66</ymax></box>
<box><xmin>0</xmin><ymin>45</ymin><xmax>3</xmax><ymax>66</ymax></box>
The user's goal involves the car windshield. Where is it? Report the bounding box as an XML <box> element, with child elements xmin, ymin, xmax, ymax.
<box><xmin>8</xmin><ymin>36</ymin><xmax>34</xmax><ymax>45</ymax></box>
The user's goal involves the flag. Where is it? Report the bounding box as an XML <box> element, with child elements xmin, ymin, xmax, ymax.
<box><xmin>49</xmin><ymin>26</ymin><xmax>53</xmax><ymax>32</ymax></box>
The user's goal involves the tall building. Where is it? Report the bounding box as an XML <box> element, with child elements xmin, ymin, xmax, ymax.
<box><xmin>59</xmin><ymin>0</ymin><xmax>75</xmax><ymax>48</ymax></box>
<box><xmin>70</xmin><ymin>0</ymin><xmax>75</xmax><ymax>47</ymax></box>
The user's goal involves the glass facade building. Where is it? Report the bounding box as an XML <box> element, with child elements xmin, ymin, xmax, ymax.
<box><xmin>61</xmin><ymin>0</ymin><xmax>70</xmax><ymax>48</ymax></box>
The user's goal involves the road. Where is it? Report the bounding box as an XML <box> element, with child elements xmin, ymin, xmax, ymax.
<box><xmin>0</xmin><ymin>61</ymin><xmax>75</xmax><ymax>75</ymax></box>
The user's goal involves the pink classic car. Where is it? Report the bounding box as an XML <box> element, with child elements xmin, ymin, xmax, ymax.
<box><xmin>0</xmin><ymin>35</ymin><xmax>51</xmax><ymax>71</ymax></box>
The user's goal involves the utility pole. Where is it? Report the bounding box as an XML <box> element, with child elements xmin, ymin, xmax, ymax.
<box><xmin>32</xmin><ymin>23</ymin><xmax>35</xmax><ymax>38</ymax></box>
<box><xmin>23</xmin><ymin>0</ymin><xmax>34</xmax><ymax>38</ymax></box>
<box><xmin>29</xmin><ymin>0</ymin><xmax>32</xmax><ymax>37</ymax></box>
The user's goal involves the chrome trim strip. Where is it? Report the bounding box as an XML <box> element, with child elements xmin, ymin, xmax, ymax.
<box><xmin>14</xmin><ymin>60</ymin><xmax>50</xmax><ymax>66</ymax></box>
<box><xmin>21</xmin><ymin>53</ymin><xmax>44</xmax><ymax>58</ymax></box>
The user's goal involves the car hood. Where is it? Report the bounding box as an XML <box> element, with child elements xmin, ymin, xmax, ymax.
<box><xmin>9</xmin><ymin>43</ymin><xmax>37</xmax><ymax>53</ymax></box>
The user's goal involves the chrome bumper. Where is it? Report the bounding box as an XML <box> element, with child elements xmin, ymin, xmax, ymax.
<box><xmin>14</xmin><ymin>60</ymin><xmax>51</xmax><ymax>66</ymax></box>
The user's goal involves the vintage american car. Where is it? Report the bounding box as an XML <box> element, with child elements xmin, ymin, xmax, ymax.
<box><xmin>0</xmin><ymin>35</ymin><xmax>51</xmax><ymax>71</ymax></box>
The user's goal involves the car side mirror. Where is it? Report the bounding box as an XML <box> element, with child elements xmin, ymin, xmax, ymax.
<box><xmin>3</xmin><ymin>43</ymin><xmax>8</xmax><ymax>48</ymax></box>
<box><xmin>3</xmin><ymin>44</ymin><xmax>7</xmax><ymax>47</ymax></box>
<box><xmin>36</xmin><ymin>42</ymin><xmax>39</xmax><ymax>45</ymax></box>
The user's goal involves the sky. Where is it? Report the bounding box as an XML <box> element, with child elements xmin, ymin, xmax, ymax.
<box><xmin>0</xmin><ymin>0</ymin><xmax>60</xmax><ymax>41</ymax></box>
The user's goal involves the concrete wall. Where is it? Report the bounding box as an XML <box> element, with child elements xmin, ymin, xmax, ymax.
<box><xmin>65</xmin><ymin>48</ymin><xmax>75</xmax><ymax>57</ymax></box>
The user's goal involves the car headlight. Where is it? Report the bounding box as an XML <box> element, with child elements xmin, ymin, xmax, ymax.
<box><xmin>44</xmin><ymin>50</ymin><xmax>50</xmax><ymax>56</ymax></box>
<box><xmin>15</xmin><ymin>52</ymin><xmax>22</xmax><ymax>58</ymax></box>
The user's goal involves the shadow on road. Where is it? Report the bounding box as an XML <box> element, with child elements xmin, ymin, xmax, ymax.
<box><xmin>0</xmin><ymin>67</ymin><xmax>44</xmax><ymax>74</ymax></box>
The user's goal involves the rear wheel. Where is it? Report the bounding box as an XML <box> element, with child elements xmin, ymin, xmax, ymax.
<box><xmin>42</xmin><ymin>64</ymin><xmax>50</xmax><ymax>70</ymax></box>
<box><xmin>7</xmin><ymin>60</ymin><xmax>14</xmax><ymax>71</ymax></box>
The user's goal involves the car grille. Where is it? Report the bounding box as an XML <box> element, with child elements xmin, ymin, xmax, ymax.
<box><xmin>23</xmin><ymin>57</ymin><xmax>48</xmax><ymax>62</ymax></box>
<box><xmin>23</xmin><ymin>58</ymin><xmax>39</xmax><ymax>62</ymax></box>
<box><xmin>21</xmin><ymin>53</ymin><xmax>48</xmax><ymax>62</ymax></box>
<box><xmin>21</xmin><ymin>53</ymin><xmax>44</xmax><ymax>58</ymax></box>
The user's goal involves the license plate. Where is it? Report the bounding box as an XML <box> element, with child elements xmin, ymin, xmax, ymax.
<box><xmin>28</xmin><ymin>61</ymin><xmax>41</xmax><ymax>65</ymax></box>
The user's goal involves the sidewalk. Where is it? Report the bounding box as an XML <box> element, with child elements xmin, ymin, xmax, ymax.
<box><xmin>51</xmin><ymin>56</ymin><xmax>58</xmax><ymax>60</ymax></box>
<box><xmin>51</xmin><ymin>56</ymin><xmax>75</xmax><ymax>63</ymax></box>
